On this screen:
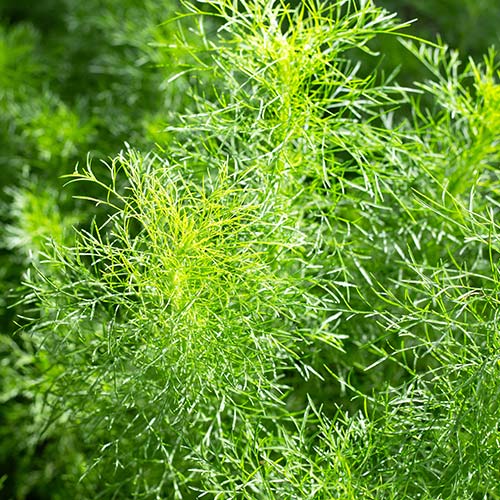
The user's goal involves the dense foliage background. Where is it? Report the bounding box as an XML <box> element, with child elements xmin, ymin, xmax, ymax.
<box><xmin>1</xmin><ymin>0</ymin><xmax>499</xmax><ymax>498</ymax></box>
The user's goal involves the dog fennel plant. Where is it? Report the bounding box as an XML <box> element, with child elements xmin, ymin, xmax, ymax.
<box><xmin>16</xmin><ymin>0</ymin><xmax>500</xmax><ymax>498</ymax></box>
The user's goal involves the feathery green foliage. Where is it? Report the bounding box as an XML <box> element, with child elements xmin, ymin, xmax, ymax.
<box><xmin>1</xmin><ymin>0</ymin><xmax>500</xmax><ymax>498</ymax></box>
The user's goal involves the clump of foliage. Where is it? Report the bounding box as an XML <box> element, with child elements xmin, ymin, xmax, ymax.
<box><xmin>1</xmin><ymin>0</ymin><xmax>500</xmax><ymax>498</ymax></box>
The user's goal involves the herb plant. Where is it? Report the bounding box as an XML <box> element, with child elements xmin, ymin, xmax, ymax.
<box><xmin>1</xmin><ymin>0</ymin><xmax>500</xmax><ymax>498</ymax></box>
